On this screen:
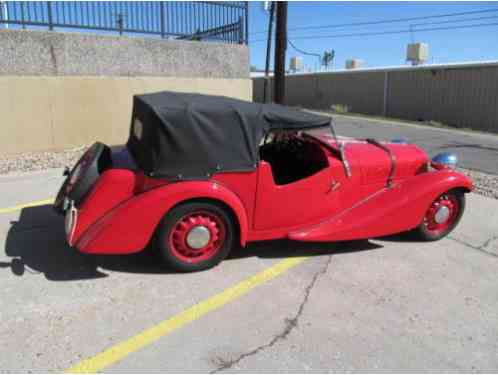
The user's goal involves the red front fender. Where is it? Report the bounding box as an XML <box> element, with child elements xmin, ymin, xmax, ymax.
<box><xmin>290</xmin><ymin>169</ymin><xmax>473</xmax><ymax>242</ymax></box>
<box><xmin>76</xmin><ymin>180</ymin><xmax>249</xmax><ymax>254</ymax></box>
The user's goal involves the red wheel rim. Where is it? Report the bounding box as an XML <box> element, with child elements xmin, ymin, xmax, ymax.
<box><xmin>423</xmin><ymin>193</ymin><xmax>460</xmax><ymax>236</ymax></box>
<box><xmin>168</xmin><ymin>210</ymin><xmax>226</xmax><ymax>264</ymax></box>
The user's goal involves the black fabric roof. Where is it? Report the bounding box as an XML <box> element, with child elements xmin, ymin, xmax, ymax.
<box><xmin>126</xmin><ymin>91</ymin><xmax>331</xmax><ymax>179</ymax></box>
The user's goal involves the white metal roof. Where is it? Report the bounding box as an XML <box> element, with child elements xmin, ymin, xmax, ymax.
<box><xmin>252</xmin><ymin>60</ymin><xmax>498</xmax><ymax>79</ymax></box>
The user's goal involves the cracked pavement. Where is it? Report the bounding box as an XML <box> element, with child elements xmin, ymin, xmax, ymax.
<box><xmin>211</xmin><ymin>256</ymin><xmax>333</xmax><ymax>373</ymax></box>
<box><xmin>0</xmin><ymin>170</ymin><xmax>497</xmax><ymax>372</ymax></box>
<box><xmin>448</xmin><ymin>235</ymin><xmax>498</xmax><ymax>258</ymax></box>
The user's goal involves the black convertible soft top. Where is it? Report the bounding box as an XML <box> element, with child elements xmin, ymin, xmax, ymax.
<box><xmin>126</xmin><ymin>91</ymin><xmax>331</xmax><ymax>179</ymax></box>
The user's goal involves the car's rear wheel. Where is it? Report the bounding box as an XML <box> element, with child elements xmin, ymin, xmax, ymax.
<box><xmin>156</xmin><ymin>202</ymin><xmax>235</xmax><ymax>272</ymax></box>
<box><xmin>414</xmin><ymin>190</ymin><xmax>465</xmax><ymax>241</ymax></box>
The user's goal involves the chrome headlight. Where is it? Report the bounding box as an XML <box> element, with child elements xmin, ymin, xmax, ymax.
<box><xmin>432</xmin><ymin>152</ymin><xmax>458</xmax><ymax>169</ymax></box>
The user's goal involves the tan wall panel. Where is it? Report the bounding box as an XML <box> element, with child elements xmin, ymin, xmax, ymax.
<box><xmin>0</xmin><ymin>77</ymin><xmax>55</xmax><ymax>154</ymax></box>
<box><xmin>108</xmin><ymin>78</ymin><xmax>142</xmax><ymax>145</ymax></box>
<box><xmin>138</xmin><ymin>77</ymin><xmax>196</xmax><ymax>95</ymax></box>
<box><xmin>0</xmin><ymin>77</ymin><xmax>252</xmax><ymax>154</ymax></box>
<box><xmin>195</xmin><ymin>78</ymin><xmax>252</xmax><ymax>100</ymax></box>
<box><xmin>52</xmin><ymin>78</ymin><xmax>120</xmax><ymax>149</ymax></box>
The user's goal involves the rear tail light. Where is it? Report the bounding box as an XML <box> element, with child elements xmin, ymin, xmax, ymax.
<box><xmin>65</xmin><ymin>203</ymin><xmax>78</xmax><ymax>246</ymax></box>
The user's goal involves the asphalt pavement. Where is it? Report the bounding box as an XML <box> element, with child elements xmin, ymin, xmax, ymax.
<box><xmin>328</xmin><ymin>114</ymin><xmax>498</xmax><ymax>175</ymax></box>
<box><xmin>0</xmin><ymin>167</ymin><xmax>497</xmax><ymax>372</ymax></box>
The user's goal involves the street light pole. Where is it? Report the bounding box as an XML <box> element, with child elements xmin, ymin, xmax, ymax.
<box><xmin>273</xmin><ymin>1</ymin><xmax>287</xmax><ymax>104</ymax></box>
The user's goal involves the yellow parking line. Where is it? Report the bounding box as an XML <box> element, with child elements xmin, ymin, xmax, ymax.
<box><xmin>0</xmin><ymin>198</ymin><xmax>54</xmax><ymax>214</ymax></box>
<box><xmin>66</xmin><ymin>257</ymin><xmax>308</xmax><ymax>373</ymax></box>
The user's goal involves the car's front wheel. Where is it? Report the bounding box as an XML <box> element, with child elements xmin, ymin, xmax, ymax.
<box><xmin>156</xmin><ymin>201</ymin><xmax>235</xmax><ymax>272</ymax></box>
<box><xmin>414</xmin><ymin>190</ymin><xmax>465</xmax><ymax>241</ymax></box>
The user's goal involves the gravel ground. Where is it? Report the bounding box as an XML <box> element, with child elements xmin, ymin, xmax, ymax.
<box><xmin>0</xmin><ymin>147</ymin><xmax>497</xmax><ymax>200</ymax></box>
<box><xmin>458</xmin><ymin>168</ymin><xmax>498</xmax><ymax>200</ymax></box>
<box><xmin>0</xmin><ymin>146</ymin><xmax>87</xmax><ymax>176</ymax></box>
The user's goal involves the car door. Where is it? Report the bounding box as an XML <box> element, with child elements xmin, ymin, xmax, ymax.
<box><xmin>253</xmin><ymin>159</ymin><xmax>341</xmax><ymax>231</ymax></box>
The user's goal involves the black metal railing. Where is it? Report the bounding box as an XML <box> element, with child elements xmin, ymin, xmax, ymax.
<box><xmin>0</xmin><ymin>1</ymin><xmax>248</xmax><ymax>44</ymax></box>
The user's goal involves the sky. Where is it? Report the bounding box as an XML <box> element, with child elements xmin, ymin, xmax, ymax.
<box><xmin>248</xmin><ymin>1</ymin><xmax>498</xmax><ymax>71</ymax></box>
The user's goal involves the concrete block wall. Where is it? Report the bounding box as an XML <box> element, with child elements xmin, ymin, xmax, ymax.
<box><xmin>0</xmin><ymin>29</ymin><xmax>251</xmax><ymax>154</ymax></box>
<box><xmin>0</xmin><ymin>29</ymin><xmax>249</xmax><ymax>78</ymax></box>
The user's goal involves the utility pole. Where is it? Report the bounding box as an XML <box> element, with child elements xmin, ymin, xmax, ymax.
<box><xmin>263</xmin><ymin>2</ymin><xmax>275</xmax><ymax>103</ymax></box>
<box><xmin>115</xmin><ymin>13</ymin><xmax>126</xmax><ymax>35</ymax></box>
<box><xmin>2</xmin><ymin>2</ymin><xmax>9</xmax><ymax>29</ymax></box>
<box><xmin>273</xmin><ymin>1</ymin><xmax>287</xmax><ymax>104</ymax></box>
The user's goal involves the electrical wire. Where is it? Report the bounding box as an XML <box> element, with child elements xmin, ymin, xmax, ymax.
<box><xmin>251</xmin><ymin>22</ymin><xmax>498</xmax><ymax>43</ymax></box>
<box><xmin>251</xmin><ymin>7</ymin><xmax>498</xmax><ymax>36</ymax></box>
<box><xmin>290</xmin><ymin>21</ymin><xmax>498</xmax><ymax>41</ymax></box>
<box><xmin>287</xmin><ymin>39</ymin><xmax>321</xmax><ymax>60</ymax></box>
<box><xmin>409</xmin><ymin>14</ymin><xmax>498</xmax><ymax>28</ymax></box>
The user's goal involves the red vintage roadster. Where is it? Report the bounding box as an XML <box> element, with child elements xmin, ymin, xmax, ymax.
<box><xmin>54</xmin><ymin>91</ymin><xmax>473</xmax><ymax>271</ymax></box>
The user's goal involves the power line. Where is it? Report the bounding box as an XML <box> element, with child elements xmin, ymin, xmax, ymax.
<box><xmin>251</xmin><ymin>8</ymin><xmax>498</xmax><ymax>36</ymax></box>
<box><xmin>287</xmin><ymin>39</ymin><xmax>321</xmax><ymax>60</ymax></box>
<box><xmin>290</xmin><ymin>21</ymin><xmax>498</xmax><ymax>41</ymax></box>
<box><xmin>251</xmin><ymin>22</ymin><xmax>498</xmax><ymax>43</ymax></box>
<box><xmin>410</xmin><ymin>14</ymin><xmax>498</xmax><ymax>28</ymax></box>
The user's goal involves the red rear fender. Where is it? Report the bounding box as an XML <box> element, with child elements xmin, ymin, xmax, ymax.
<box><xmin>72</xmin><ymin>169</ymin><xmax>137</xmax><ymax>245</ymax></box>
<box><xmin>75</xmin><ymin>180</ymin><xmax>248</xmax><ymax>254</ymax></box>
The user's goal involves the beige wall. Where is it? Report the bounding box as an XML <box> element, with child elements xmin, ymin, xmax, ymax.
<box><xmin>0</xmin><ymin>77</ymin><xmax>252</xmax><ymax>155</ymax></box>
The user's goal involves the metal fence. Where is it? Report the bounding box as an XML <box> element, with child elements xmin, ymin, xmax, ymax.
<box><xmin>0</xmin><ymin>1</ymin><xmax>248</xmax><ymax>44</ymax></box>
<box><xmin>253</xmin><ymin>62</ymin><xmax>498</xmax><ymax>133</ymax></box>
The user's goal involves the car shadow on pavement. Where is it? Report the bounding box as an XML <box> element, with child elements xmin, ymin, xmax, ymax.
<box><xmin>228</xmin><ymin>238</ymin><xmax>383</xmax><ymax>261</ymax></box>
<box><xmin>2</xmin><ymin>205</ymin><xmax>173</xmax><ymax>281</ymax></box>
<box><xmin>2</xmin><ymin>204</ymin><xmax>384</xmax><ymax>281</ymax></box>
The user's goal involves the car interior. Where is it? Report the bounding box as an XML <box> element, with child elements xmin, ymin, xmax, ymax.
<box><xmin>259</xmin><ymin>131</ymin><xmax>329</xmax><ymax>185</ymax></box>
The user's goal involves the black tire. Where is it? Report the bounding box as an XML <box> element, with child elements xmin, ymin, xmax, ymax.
<box><xmin>413</xmin><ymin>190</ymin><xmax>465</xmax><ymax>241</ymax></box>
<box><xmin>156</xmin><ymin>201</ymin><xmax>235</xmax><ymax>272</ymax></box>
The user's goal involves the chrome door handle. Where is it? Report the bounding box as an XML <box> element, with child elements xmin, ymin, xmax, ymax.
<box><xmin>327</xmin><ymin>180</ymin><xmax>341</xmax><ymax>193</ymax></box>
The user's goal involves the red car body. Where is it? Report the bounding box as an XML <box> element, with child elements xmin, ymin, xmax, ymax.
<box><xmin>55</xmin><ymin>92</ymin><xmax>473</xmax><ymax>271</ymax></box>
<box><xmin>67</xmin><ymin>133</ymin><xmax>472</xmax><ymax>254</ymax></box>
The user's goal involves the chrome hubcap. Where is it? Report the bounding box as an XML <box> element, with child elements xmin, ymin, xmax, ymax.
<box><xmin>186</xmin><ymin>225</ymin><xmax>211</xmax><ymax>249</ymax></box>
<box><xmin>434</xmin><ymin>206</ymin><xmax>450</xmax><ymax>224</ymax></box>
